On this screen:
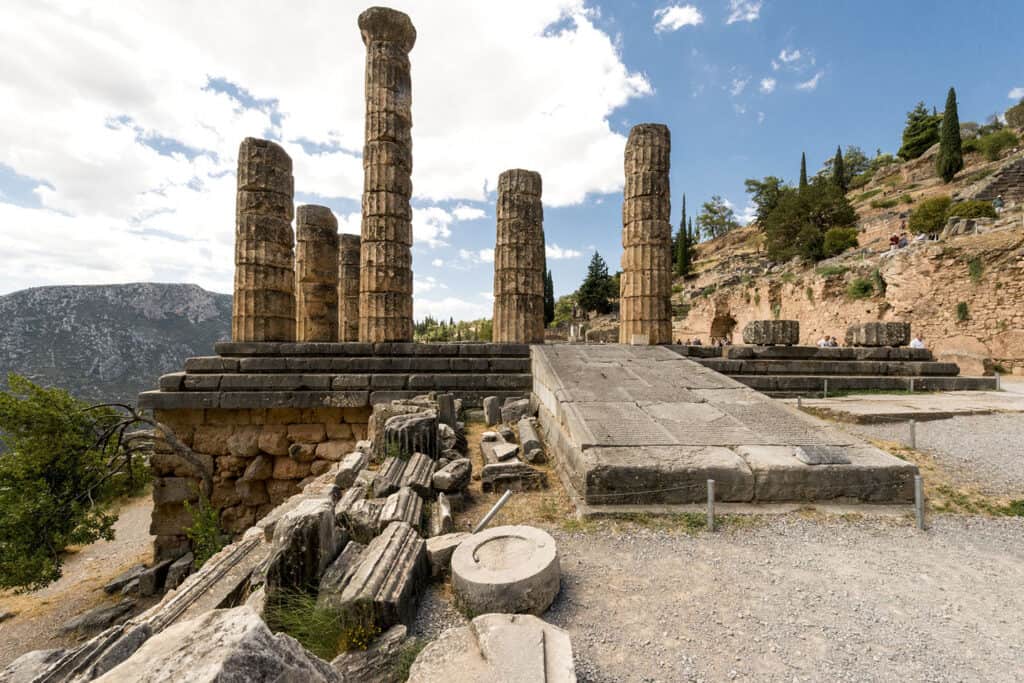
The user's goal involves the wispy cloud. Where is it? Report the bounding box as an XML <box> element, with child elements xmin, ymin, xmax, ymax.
<box><xmin>757</xmin><ymin>111</ymin><xmax>765</xmax><ymax>124</ymax></box>
<box><xmin>458</xmin><ymin>248</ymin><xmax>494</xmax><ymax>263</ymax></box>
<box><xmin>546</xmin><ymin>243</ymin><xmax>583</xmax><ymax>259</ymax></box>
<box><xmin>759</xmin><ymin>77</ymin><xmax>776</xmax><ymax>94</ymax></box>
<box><xmin>726</xmin><ymin>0</ymin><xmax>762</xmax><ymax>24</ymax></box>
<box><xmin>796</xmin><ymin>71</ymin><xmax>825</xmax><ymax>91</ymax></box>
<box><xmin>730</xmin><ymin>78</ymin><xmax>750</xmax><ymax>96</ymax></box>
<box><xmin>1009</xmin><ymin>87</ymin><xmax>1024</xmax><ymax>100</ymax></box>
<box><xmin>452</xmin><ymin>204</ymin><xmax>485</xmax><ymax>221</ymax></box>
<box><xmin>654</xmin><ymin>4</ymin><xmax>704</xmax><ymax>32</ymax></box>
<box><xmin>778</xmin><ymin>48</ymin><xmax>801</xmax><ymax>64</ymax></box>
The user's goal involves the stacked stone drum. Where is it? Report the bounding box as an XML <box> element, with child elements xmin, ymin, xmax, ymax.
<box><xmin>295</xmin><ymin>205</ymin><xmax>339</xmax><ymax>342</ymax></box>
<box><xmin>493</xmin><ymin>169</ymin><xmax>546</xmax><ymax>344</ymax></box>
<box><xmin>338</xmin><ymin>233</ymin><xmax>362</xmax><ymax>342</ymax></box>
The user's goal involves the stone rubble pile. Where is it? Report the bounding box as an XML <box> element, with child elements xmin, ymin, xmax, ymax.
<box><xmin>478</xmin><ymin>395</ymin><xmax>549</xmax><ymax>493</ymax></box>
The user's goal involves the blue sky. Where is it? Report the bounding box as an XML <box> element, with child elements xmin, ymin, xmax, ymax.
<box><xmin>1</xmin><ymin>1</ymin><xmax>1021</xmax><ymax>321</ymax></box>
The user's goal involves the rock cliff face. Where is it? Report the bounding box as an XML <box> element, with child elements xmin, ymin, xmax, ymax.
<box><xmin>0</xmin><ymin>283</ymin><xmax>231</xmax><ymax>403</ymax></box>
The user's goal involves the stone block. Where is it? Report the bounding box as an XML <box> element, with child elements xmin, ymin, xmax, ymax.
<box><xmin>266</xmin><ymin>479</ymin><xmax>301</xmax><ymax>505</ymax></box>
<box><xmin>845</xmin><ymin>322</ymin><xmax>911</xmax><ymax>347</ymax></box>
<box><xmin>236</xmin><ymin>479</ymin><xmax>270</xmax><ymax>506</ymax></box>
<box><xmin>152</xmin><ymin>477</ymin><xmax>199</xmax><ymax>506</ymax></box>
<box><xmin>399</xmin><ymin>452</ymin><xmax>436</xmax><ymax>498</ymax></box>
<box><xmin>425</xmin><ymin>532</ymin><xmax>469</xmax><ymax>579</ymax></box>
<box><xmin>481</xmin><ymin>440</ymin><xmax>519</xmax><ymax>465</ymax></box>
<box><xmin>383</xmin><ymin>411</ymin><xmax>438</xmax><ymax>460</ymax></box>
<box><xmin>373</xmin><ymin>456</ymin><xmax>407</xmax><ymax>498</ymax></box>
<box><xmin>429</xmin><ymin>492</ymin><xmax>453</xmax><ymax>537</ymax></box>
<box><xmin>242</xmin><ymin>454</ymin><xmax>274</xmax><ymax>481</ymax></box>
<box><xmin>335</xmin><ymin>482</ymin><xmax>368</xmax><ymax>524</ymax></box>
<box><xmin>257</xmin><ymin>426</ymin><xmax>290</xmax><ymax>456</ymax></box>
<box><xmin>742</xmin><ymin>319</ymin><xmax>800</xmax><ymax>346</ymax></box>
<box><xmin>331</xmin><ymin>624</ymin><xmax>407</xmax><ymax>683</ymax></box>
<box><xmin>315</xmin><ymin>440</ymin><xmax>352</xmax><ymax>462</ymax></box>
<box><xmin>220</xmin><ymin>505</ymin><xmax>256</xmax><ymax>534</ymax></box>
<box><xmin>288</xmin><ymin>442</ymin><xmax>317</xmax><ymax>462</ymax></box>
<box><xmin>150</xmin><ymin>504</ymin><xmax>193</xmax><ymax>537</ymax></box>
<box><xmin>193</xmin><ymin>425</ymin><xmax>235</xmax><ymax>456</ymax></box>
<box><xmin>481</xmin><ymin>461</ymin><xmax>547</xmax><ymax>493</ymax></box>
<box><xmin>164</xmin><ymin>552</ymin><xmax>194</xmax><ymax>591</ymax></box>
<box><xmin>226</xmin><ymin>426</ymin><xmax>261</xmax><ymax>458</ymax></box>
<box><xmin>138</xmin><ymin>559</ymin><xmax>173</xmax><ymax>598</ymax></box>
<box><xmin>483</xmin><ymin>396</ymin><xmax>501</xmax><ymax>426</ymax></box>
<box><xmin>317</xmin><ymin>541</ymin><xmax>366</xmax><ymax>611</ymax></box>
<box><xmin>264</xmin><ymin>497</ymin><xmax>344</xmax><ymax>595</ymax></box>
<box><xmin>500</xmin><ymin>397</ymin><xmax>532</xmax><ymax>424</ymax></box>
<box><xmin>273</xmin><ymin>455</ymin><xmax>311</xmax><ymax>480</ymax></box>
<box><xmin>343</xmin><ymin>499</ymin><xmax>385</xmax><ymax>544</ymax></box>
<box><xmin>432</xmin><ymin>458</ymin><xmax>471</xmax><ymax>493</ymax></box>
<box><xmin>336</xmin><ymin>451</ymin><xmax>369</xmax><ymax>489</ymax></box>
<box><xmin>287</xmin><ymin>424</ymin><xmax>327</xmax><ymax>443</ymax></box>
<box><xmin>379</xmin><ymin>486</ymin><xmax>423</xmax><ymax>531</ymax></box>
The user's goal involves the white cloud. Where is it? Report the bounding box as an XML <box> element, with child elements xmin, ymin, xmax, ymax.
<box><xmin>0</xmin><ymin>0</ymin><xmax>652</xmax><ymax>295</ymax></box>
<box><xmin>1009</xmin><ymin>87</ymin><xmax>1024</xmax><ymax>100</ymax></box>
<box><xmin>546</xmin><ymin>244</ymin><xmax>583</xmax><ymax>259</ymax></box>
<box><xmin>458</xmin><ymin>248</ymin><xmax>494</xmax><ymax>264</ymax></box>
<box><xmin>778</xmin><ymin>48</ymin><xmax>801</xmax><ymax>64</ymax></box>
<box><xmin>431</xmin><ymin>258</ymin><xmax>444</xmax><ymax>267</ymax></box>
<box><xmin>737</xmin><ymin>203</ymin><xmax>757</xmax><ymax>224</ymax></box>
<box><xmin>796</xmin><ymin>71</ymin><xmax>825</xmax><ymax>91</ymax></box>
<box><xmin>337</xmin><ymin>211</ymin><xmax>361</xmax><ymax>236</ymax></box>
<box><xmin>759</xmin><ymin>78</ymin><xmax>776</xmax><ymax>94</ymax></box>
<box><xmin>414</xmin><ymin>295</ymin><xmax>490</xmax><ymax>322</ymax></box>
<box><xmin>726</xmin><ymin>0</ymin><xmax>762</xmax><ymax>24</ymax></box>
<box><xmin>653</xmin><ymin>5</ymin><xmax>704</xmax><ymax>32</ymax></box>
<box><xmin>730</xmin><ymin>78</ymin><xmax>749</xmax><ymax>96</ymax></box>
<box><xmin>452</xmin><ymin>204</ymin><xmax>486</xmax><ymax>221</ymax></box>
<box><xmin>413</xmin><ymin>275</ymin><xmax>447</xmax><ymax>293</ymax></box>
<box><xmin>757</xmin><ymin>111</ymin><xmax>765</xmax><ymax>124</ymax></box>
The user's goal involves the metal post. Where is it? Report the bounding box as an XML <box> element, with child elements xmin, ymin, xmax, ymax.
<box><xmin>909</xmin><ymin>377</ymin><xmax>915</xmax><ymax>393</ymax></box>
<box><xmin>706</xmin><ymin>479</ymin><xmax>715</xmax><ymax>532</ymax></box>
<box><xmin>473</xmin><ymin>490</ymin><xmax>513</xmax><ymax>533</ymax></box>
<box><xmin>909</xmin><ymin>419</ymin><xmax>917</xmax><ymax>449</ymax></box>
<box><xmin>797</xmin><ymin>395</ymin><xmax>802</xmax><ymax>409</ymax></box>
<box><xmin>914</xmin><ymin>475</ymin><xmax>925</xmax><ymax>530</ymax></box>
<box><xmin>823</xmin><ymin>379</ymin><xmax>828</xmax><ymax>399</ymax></box>
<box><xmin>995</xmin><ymin>372</ymin><xmax>1001</xmax><ymax>391</ymax></box>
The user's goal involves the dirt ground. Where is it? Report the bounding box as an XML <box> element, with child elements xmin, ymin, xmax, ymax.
<box><xmin>0</xmin><ymin>493</ymin><xmax>155</xmax><ymax>669</ymax></box>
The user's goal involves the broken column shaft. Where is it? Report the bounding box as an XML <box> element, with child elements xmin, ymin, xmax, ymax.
<box><xmin>233</xmin><ymin>137</ymin><xmax>296</xmax><ymax>342</ymax></box>
<box><xmin>338</xmin><ymin>233</ymin><xmax>361</xmax><ymax>342</ymax></box>
<box><xmin>619</xmin><ymin>123</ymin><xmax>673</xmax><ymax>345</ymax></box>
<box><xmin>295</xmin><ymin>205</ymin><xmax>339</xmax><ymax>342</ymax></box>
<box><xmin>493</xmin><ymin>169</ymin><xmax>545</xmax><ymax>344</ymax></box>
<box><xmin>358</xmin><ymin>7</ymin><xmax>416</xmax><ymax>343</ymax></box>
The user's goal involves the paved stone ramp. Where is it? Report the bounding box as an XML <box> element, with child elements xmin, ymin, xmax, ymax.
<box><xmin>532</xmin><ymin>345</ymin><xmax>917</xmax><ymax>505</ymax></box>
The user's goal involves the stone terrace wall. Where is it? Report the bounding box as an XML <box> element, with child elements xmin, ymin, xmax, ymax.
<box><xmin>150</xmin><ymin>405</ymin><xmax>370</xmax><ymax>560</ymax></box>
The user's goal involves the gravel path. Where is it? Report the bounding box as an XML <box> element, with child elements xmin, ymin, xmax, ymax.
<box><xmin>543</xmin><ymin>515</ymin><xmax>1024</xmax><ymax>682</ymax></box>
<box><xmin>841</xmin><ymin>414</ymin><xmax>1024</xmax><ymax>496</ymax></box>
<box><xmin>0</xmin><ymin>494</ymin><xmax>154</xmax><ymax>669</ymax></box>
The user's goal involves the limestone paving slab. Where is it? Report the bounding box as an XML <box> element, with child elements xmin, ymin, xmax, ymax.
<box><xmin>532</xmin><ymin>344</ymin><xmax>918</xmax><ymax>505</ymax></box>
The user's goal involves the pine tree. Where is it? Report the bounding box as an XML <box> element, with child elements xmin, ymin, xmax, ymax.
<box><xmin>799</xmin><ymin>153</ymin><xmax>808</xmax><ymax>191</ymax></box>
<box><xmin>543</xmin><ymin>269</ymin><xmax>555</xmax><ymax>325</ymax></box>
<box><xmin>577</xmin><ymin>251</ymin><xmax>614</xmax><ymax>314</ymax></box>
<box><xmin>936</xmin><ymin>87</ymin><xmax>963</xmax><ymax>183</ymax></box>
<box><xmin>898</xmin><ymin>101</ymin><xmax>942</xmax><ymax>160</ymax></box>
<box><xmin>831</xmin><ymin>146</ymin><xmax>846</xmax><ymax>192</ymax></box>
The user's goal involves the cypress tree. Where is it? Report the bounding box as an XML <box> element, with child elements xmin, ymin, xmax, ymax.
<box><xmin>936</xmin><ymin>87</ymin><xmax>963</xmax><ymax>182</ymax></box>
<box><xmin>674</xmin><ymin>193</ymin><xmax>687</xmax><ymax>276</ymax></box>
<box><xmin>832</xmin><ymin>146</ymin><xmax>846</xmax><ymax>192</ymax></box>
<box><xmin>543</xmin><ymin>269</ymin><xmax>555</xmax><ymax>325</ymax></box>
<box><xmin>799</xmin><ymin>153</ymin><xmax>808</xmax><ymax>191</ymax></box>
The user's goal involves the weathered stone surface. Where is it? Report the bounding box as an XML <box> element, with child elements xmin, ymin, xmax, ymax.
<box><xmin>483</xmin><ymin>396</ymin><xmax>501</xmax><ymax>426</ymax></box>
<box><xmin>0</xmin><ymin>649</ymin><xmax>68</xmax><ymax>683</ymax></box>
<box><xmin>336</xmin><ymin>450</ymin><xmax>369</xmax><ymax>488</ymax></box>
<box><xmin>164</xmin><ymin>552</ymin><xmax>194</xmax><ymax>591</ymax></box>
<box><xmin>296</xmin><ymin>204</ymin><xmax>340</xmax><ymax>342</ymax></box>
<box><xmin>437</xmin><ymin>393</ymin><xmax>456</xmax><ymax>427</ymax></box>
<box><xmin>482</xmin><ymin>461</ymin><xmax>547</xmax><ymax>493</ymax></box>
<box><xmin>60</xmin><ymin>600</ymin><xmax>135</xmax><ymax>634</ymax></box>
<box><xmin>94</xmin><ymin>606</ymin><xmax>341</xmax><ymax>682</ymax></box>
<box><xmin>400</xmin><ymin>452</ymin><xmax>436</xmax><ymax>498</ymax></box>
<box><xmin>317</xmin><ymin>541</ymin><xmax>366</xmax><ymax>610</ymax></box>
<box><xmin>242</xmin><ymin>454</ymin><xmax>274</xmax><ymax>481</ymax></box>
<box><xmin>743</xmin><ymin>319</ymin><xmax>800</xmax><ymax>346</ymax></box>
<box><xmin>373</xmin><ymin>455</ymin><xmax>407</xmax><ymax>498</ymax></box>
<box><xmin>264</xmin><ymin>497</ymin><xmax>344</xmax><ymax>594</ymax></box>
<box><xmin>384</xmin><ymin>411</ymin><xmax>439</xmax><ymax>460</ymax></box>
<box><xmin>359</xmin><ymin>7</ymin><xmax>416</xmax><ymax>343</ymax></box>
<box><xmin>138</xmin><ymin>560</ymin><xmax>172</xmax><ymax>598</ymax></box>
<box><xmin>482</xmin><ymin>441</ymin><xmax>519</xmax><ymax>465</ymax></box>
<box><xmin>408</xmin><ymin>613</ymin><xmax>576</xmax><ymax>683</ymax></box>
<box><xmin>498</xmin><ymin>426</ymin><xmax>516</xmax><ymax>443</ymax></box>
<box><xmin>335</xmin><ymin>481</ymin><xmax>368</xmax><ymax>523</ymax></box>
<box><xmin>794</xmin><ymin>445</ymin><xmax>852</xmax><ymax>465</ymax></box>
<box><xmin>104</xmin><ymin>565</ymin><xmax>146</xmax><ymax>595</ymax></box>
<box><xmin>429</xmin><ymin>492</ymin><xmax>453</xmax><ymax>537</ymax></box>
<box><xmin>620</xmin><ymin>124</ymin><xmax>672</xmax><ymax>345</ymax></box>
<box><xmin>452</xmin><ymin>525</ymin><xmax>560</xmax><ymax>617</ymax></box>
<box><xmin>517</xmin><ymin>417</ymin><xmax>542</xmax><ymax>454</ymax></box>
<box><xmin>845</xmin><ymin>322</ymin><xmax>911</xmax><ymax>347</ymax></box>
<box><xmin>500</xmin><ymin>397</ymin><xmax>531</xmax><ymax>424</ymax></box>
<box><xmin>331</xmin><ymin>624</ymin><xmax>407</xmax><ymax>683</ymax></box>
<box><xmin>432</xmin><ymin>458</ymin><xmax>471</xmax><ymax>493</ymax></box>
<box><xmin>380</xmin><ymin>486</ymin><xmax>423</xmax><ymax>531</ymax></box>
<box><xmin>344</xmin><ymin>498</ymin><xmax>385</xmax><ymax>544</ymax></box>
<box><xmin>438</xmin><ymin>422</ymin><xmax>457</xmax><ymax>452</ymax></box>
<box><xmin>232</xmin><ymin>138</ymin><xmax>296</xmax><ymax>343</ymax></box>
<box><xmin>338</xmin><ymin>233</ymin><xmax>361</xmax><ymax>342</ymax></box>
<box><xmin>338</xmin><ymin>521</ymin><xmax>428</xmax><ymax>630</ymax></box>
<box><xmin>493</xmin><ymin>169</ymin><xmax>545</xmax><ymax>344</ymax></box>
<box><xmin>425</xmin><ymin>532</ymin><xmax>468</xmax><ymax>579</ymax></box>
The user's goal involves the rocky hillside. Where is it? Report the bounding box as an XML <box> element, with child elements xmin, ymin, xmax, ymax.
<box><xmin>0</xmin><ymin>283</ymin><xmax>231</xmax><ymax>404</ymax></box>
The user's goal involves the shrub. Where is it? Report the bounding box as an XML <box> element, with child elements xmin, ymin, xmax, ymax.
<box><xmin>849</xmin><ymin>172</ymin><xmax>874</xmax><ymax>190</ymax></box>
<box><xmin>822</xmin><ymin>227</ymin><xmax>859</xmax><ymax>257</ymax></box>
<box><xmin>1007</xmin><ymin>99</ymin><xmax>1024</xmax><ymax>130</ymax></box>
<box><xmin>963</xmin><ymin>129</ymin><xmax>1019</xmax><ymax>161</ymax></box>
<box><xmin>846</xmin><ymin>278</ymin><xmax>874</xmax><ymax>300</ymax></box>
<box><xmin>900</xmin><ymin>194</ymin><xmax>914</xmax><ymax>204</ymax></box>
<box><xmin>956</xmin><ymin>302</ymin><xmax>969</xmax><ymax>321</ymax></box>
<box><xmin>184</xmin><ymin>494</ymin><xmax>226</xmax><ymax>570</ymax></box>
<box><xmin>816</xmin><ymin>265</ymin><xmax>849</xmax><ymax>277</ymax></box>
<box><xmin>872</xmin><ymin>268</ymin><xmax>887</xmax><ymax>296</ymax></box>
<box><xmin>805</xmin><ymin>286</ymin><xmax>815</xmax><ymax>302</ymax></box>
<box><xmin>948</xmin><ymin>200</ymin><xmax>997</xmax><ymax>220</ymax></box>
<box><xmin>908</xmin><ymin>196</ymin><xmax>952</xmax><ymax>235</ymax></box>
<box><xmin>967</xmin><ymin>257</ymin><xmax>983</xmax><ymax>283</ymax></box>
<box><xmin>855</xmin><ymin>188</ymin><xmax>883</xmax><ymax>203</ymax></box>
<box><xmin>870</xmin><ymin>198</ymin><xmax>899</xmax><ymax>209</ymax></box>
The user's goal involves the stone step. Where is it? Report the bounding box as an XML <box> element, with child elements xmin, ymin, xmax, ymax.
<box><xmin>138</xmin><ymin>389</ymin><xmax>528</xmax><ymax>411</ymax></box>
<box><xmin>734</xmin><ymin>374</ymin><xmax>998</xmax><ymax>394</ymax></box>
<box><xmin>214</xmin><ymin>341</ymin><xmax>530</xmax><ymax>358</ymax></box>
<box><xmin>186</xmin><ymin>356</ymin><xmax>532</xmax><ymax>374</ymax></box>
<box><xmin>670</xmin><ymin>344</ymin><xmax>935</xmax><ymax>362</ymax></box>
<box><xmin>698</xmin><ymin>359</ymin><xmax>961</xmax><ymax>377</ymax></box>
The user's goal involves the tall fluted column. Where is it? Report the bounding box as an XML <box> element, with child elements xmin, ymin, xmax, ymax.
<box><xmin>295</xmin><ymin>205</ymin><xmax>339</xmax><ymax>342</ymax></box>
<box><xmin>338</xmin><ymin>233</ymin><xmax>361</xmax><ymax>342</ymax></box>
<box><xmin>233</xmin><ymin>137</ymin><xmax>295</xmax><ymax>342</ymax></box>
<box><xmin>493</xmin><ymin>169</ymin><xmax>545</xmax><ymax>343</ymax></box>
<box><xmin>358</xmin><ymin>7</ymin><xmax>416</xmax><ymax>342</ymax></box>
<box><xmin>619</xmin><ymin>124</ymin><xmax>672</xmax><ymax>345</ymax></box>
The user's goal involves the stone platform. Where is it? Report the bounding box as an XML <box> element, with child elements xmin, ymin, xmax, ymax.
<box><xmin>532</xmin><ymin>345</ymin><xmax>917</xmax><ymax>505</ymax></box>
<box><xmin>669</xmin><ymin>344</ymin><xmax>998</xmax><ymax>397</ymax></box>
<box><xmin>139</xmin><ymin>342</ymin><xmax>532</xmax><ymax>410</ymax></box>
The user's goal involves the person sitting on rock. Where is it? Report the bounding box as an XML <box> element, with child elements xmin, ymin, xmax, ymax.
<box><xmin>692</xmin><ymin>337</ymin><xmax>702</xmax><ymax>346</ymax></box>
<box><xmin>817</xmin><ymin>335</ymin><xmax>830</xmax><ymax>348</ymax></box>
<box><xmin>993</xmin><ymin>195</ymin><xmax>1005</xmax><ymax>214</ymax></box>
<box><xmin>889</xmin><ymin>234</ymin><xmax>899</xmax><ymax>250</ymax></box>
<box><xmin>910</xmin><ymin>334</ymin><xmax>926</xmax><ymax>349</ymax></box>
<box><xmin>829</xmin><ymin>336</ymin><xmax>840</xmax><ymax>347</ymax></box>
<box><xmin>898</xmin><ymin>233</ymin><xmax>909</xmax><ymax>248</ymax></box>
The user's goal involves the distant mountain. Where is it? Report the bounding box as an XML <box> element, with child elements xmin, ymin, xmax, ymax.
<box><xmin>0</xmin><ymin>283</ymin><xmax>231</xmax><ymax>405</ymax></box>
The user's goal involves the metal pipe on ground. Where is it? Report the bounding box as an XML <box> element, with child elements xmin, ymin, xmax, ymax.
<box><xmin>473</xmin><ymin>489</ymin><xmax>514</xmax><ymax>533</ymax></box>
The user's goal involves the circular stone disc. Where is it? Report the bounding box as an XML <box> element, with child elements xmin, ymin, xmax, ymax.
<box><xmin>451</xmin><ymin>525</ymin><xmax>560</xmax><ymax>616</ymax></box>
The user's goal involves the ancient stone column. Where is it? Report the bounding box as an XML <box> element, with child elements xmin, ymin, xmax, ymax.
<box><xmin>493</xmin><ymin>169</ymin><xmax>545</xmax><ymax>344</ymax></box>
<box><xmin>295</xmin><ymin>205</ymin><xmax>339</xmax><ymax>342</ymax></box>
<box><xmin>338</xmin><ymin>233</ymin><xmax>362</xmax><ymax>342</ymax></box>
<box><xmin>619</xmin><ymin>124</ymin><xmax>673</xmax><ymax>345</ymax></box>
<box><xmin>358</xmin><ymin>7</ymin><xmax>416</xmax><ymax>343</ymax></box>
<box><xmin>233</xmin><ymin>137</ymin><xmax>296</xmax><ymax>342</ymax></box>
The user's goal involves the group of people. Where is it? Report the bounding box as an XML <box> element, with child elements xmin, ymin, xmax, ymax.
<box><xmin>677</xmin><ymin>337</ymin><xmax>734</xmax><ymax>347</ymax></box>
<box><xmin>816</xmin><ymin>335</ymin><xmax>841</xmax><ymax>347</ymax></box>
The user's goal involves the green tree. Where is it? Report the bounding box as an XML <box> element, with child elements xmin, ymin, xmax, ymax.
<box><xmin>898</xmin><ymin>101</ymin><xmax>941</xmax><ymax>160</ymax></box>
<box><xmin>0</xmin><ymin>376</ymin><xmax>164</xmax><ymax>590</ymax></box>
<box><xmin>819</xmin><ymin>146</ymin><xmax>870</xmax><ymax>187</ymax></box>
<box><xmin>831</xmin><ymin>146</ymin><xmax>847</xmax><ymax>191</ymax></box>
<box><xmin>907</xmin><ymin>196</ymin><xmax>952</xmax><ymax>235</ymax></box>
<box><xmin>799</xmin><ymin>153</ymin><xmax>808</xmax><ymax>191</ymax></box>
<box><xmin>936</xmin><ymin>87</ymin><xmax>964</xmax><ymax>182</ymax></box>
<box><xmin>762</xmin><ymin>178</ymin><xmax>857</xmax><ymax>262</ymax></box>
<box><xmin>1007</xmin><ymin>98</ymin><xmax>1024</xmax><ymax>129</ymax></box>
<box><xmin>822</xmin><ymin>227</ymin><xmax>859</xmax><ymax>257</ymax></box>
<box><xmin>744</xmin><ymin>176</ymin><xmax>786</xmax><ymax>226</ymax></box>
<box><xmin>674</xmin><ymin>193</ymin><xmax>688</xmax><ymax>276</ymax></box>
<box><xmin>543</xmin><ymin>270</ymin><xmax>555</xmax><ymax>326</ymax></box>
<box><xmin>576</xmin><ymin>251</ymin><xmax>615</xmax><ymax>314</ymax></box>
<box><xmin>697</xmin><ymin>195</ymin><xmax>740</xmax><ymax>240</ymax></box>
